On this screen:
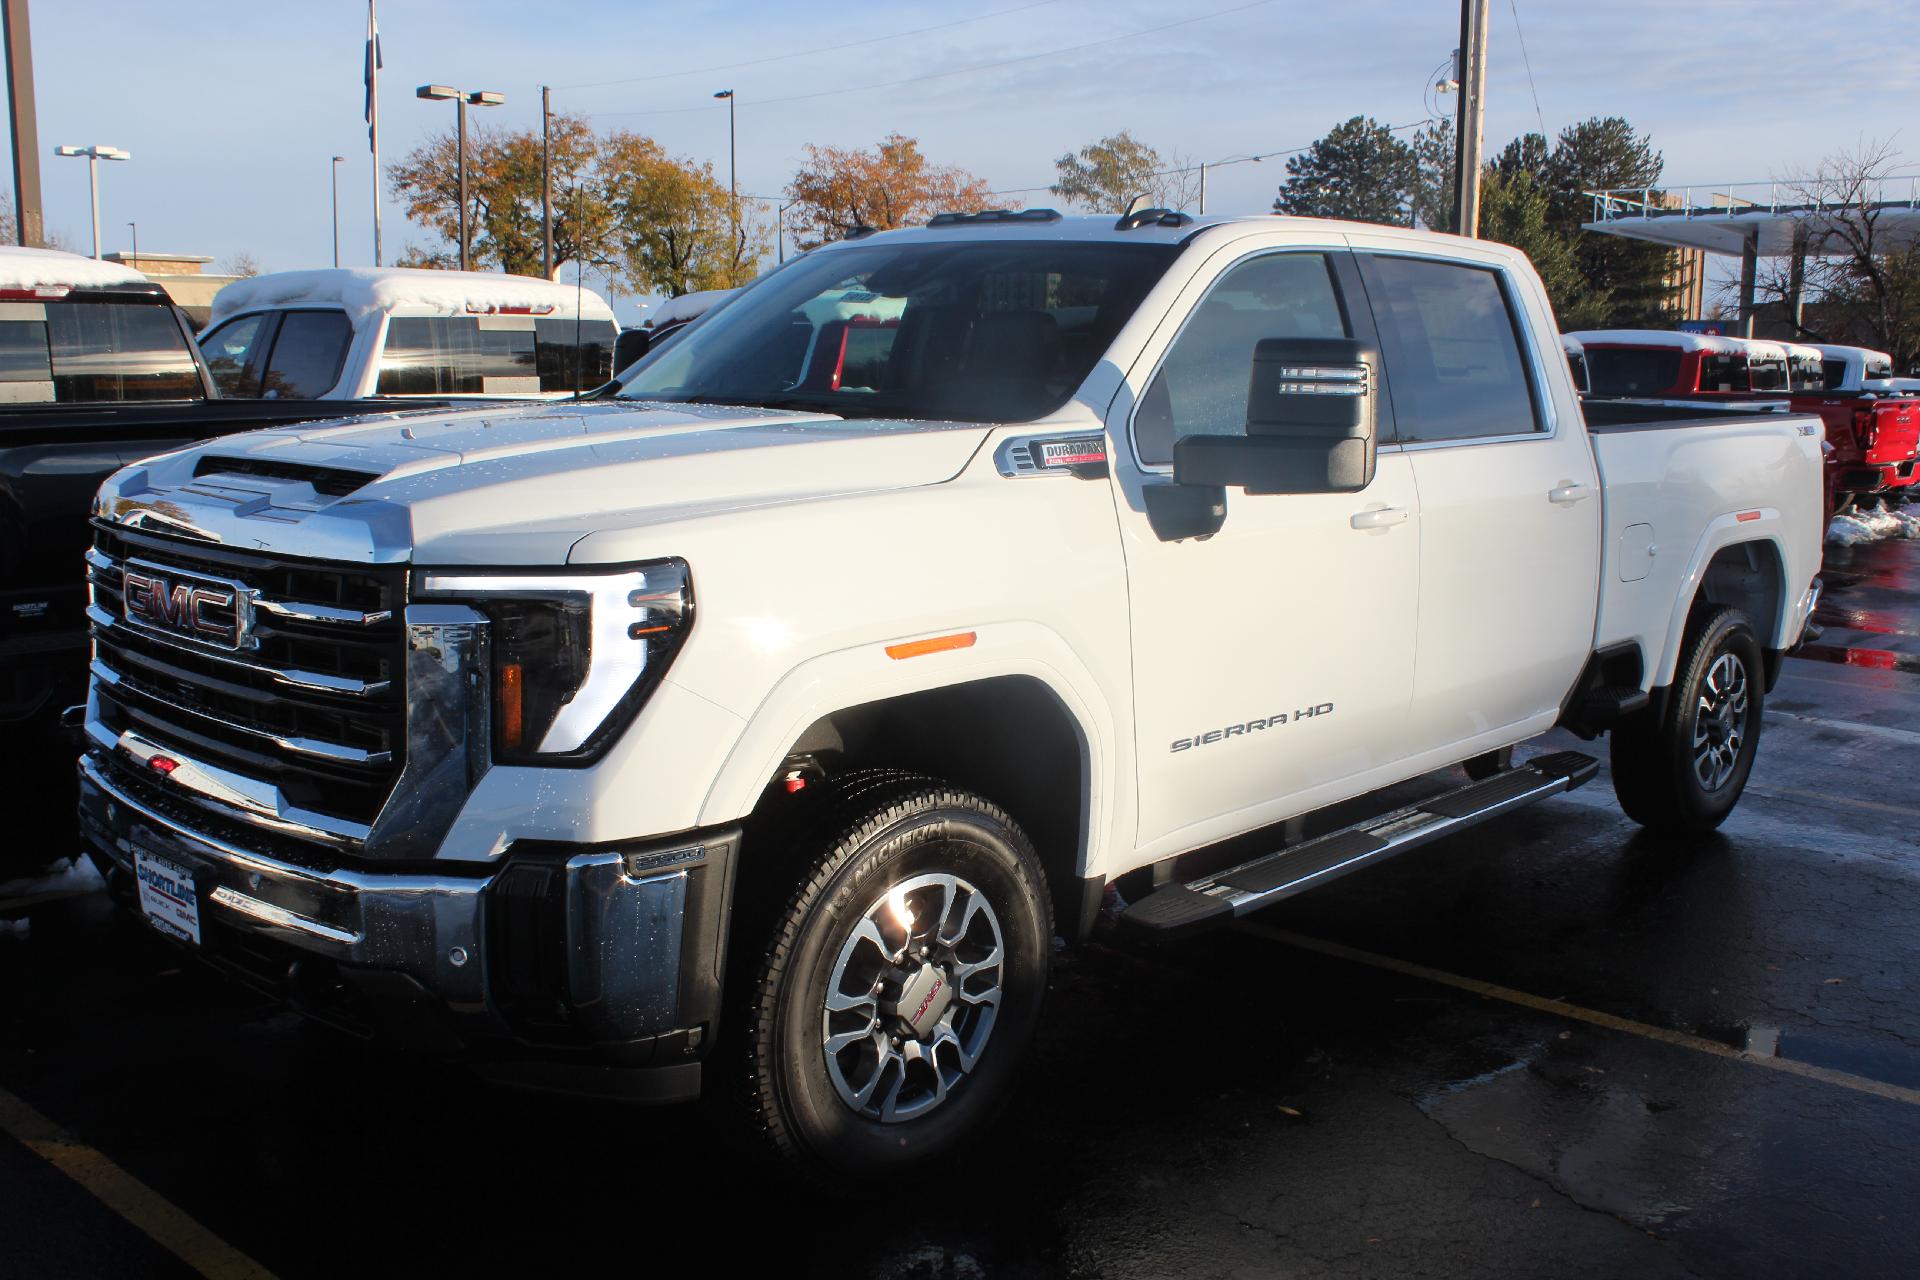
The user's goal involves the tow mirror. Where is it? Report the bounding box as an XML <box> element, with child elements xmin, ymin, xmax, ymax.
<box><xmin>612</xmin><ymin>327</ymin><xmax>652</xmax><ymax>375</ymax></box>
<box><xmin>1173</xmin><ymin>337</ymin><xmax>1378</xmax><ymax>494</ymax></box>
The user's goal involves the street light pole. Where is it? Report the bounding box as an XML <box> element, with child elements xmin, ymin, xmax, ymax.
<box><xmin>54</xmin><ymin>143</ymin><xmax>128</xmax><ymax>260</ymax></box>
<box><xmin>714</xmin><ymin>89</ymin><xmax>736</xmax><ymax>275</ymax></box>
<box><xmin>126</xmin><ymin>220</ymin><xmax>135</xmax><ymax>259</ymax></box>
<box><xmin>416</xmin><ymin>85</ymin><xmax>504</xmax><ymax>271</ymax></box>
<box><xmin>330</xmin><ymin>155</ymin><xmax>344</xmax><ymax>268</ymax></box>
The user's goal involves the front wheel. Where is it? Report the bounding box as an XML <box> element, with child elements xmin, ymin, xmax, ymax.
<box><xmin>1610</xmin><ymin>605</ymin><xmax>1765</xmax><ymax>833</ymax></box>
<box><xmin>738</xmin><ymin>778</ymin><xmax>1052</xmax><ymax>1179</ymax></box>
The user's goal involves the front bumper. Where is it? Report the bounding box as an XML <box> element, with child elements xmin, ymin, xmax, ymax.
<box><xmin>79</xmin><ymin>753</ymin><xmax>736</xmax><ymax>1098</ymax></box>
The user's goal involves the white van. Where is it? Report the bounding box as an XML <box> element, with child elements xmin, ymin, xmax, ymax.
<box><xmin>199</xmin><ymin>268</ymin><xmax>619</xmax><ymax>400</ymax></box>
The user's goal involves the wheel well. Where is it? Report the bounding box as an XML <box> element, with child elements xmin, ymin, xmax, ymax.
<box><xmin>763</xmin><ymin>676</ymin><xmax>1096</xmax><ymax>937</ymax></box>
<box><xmin>1694</xmin><ymin>540</ymin><xmax>1785</xmax><ymax>647</ymax></box>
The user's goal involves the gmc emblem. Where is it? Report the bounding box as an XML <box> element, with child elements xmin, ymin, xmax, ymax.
<box><xmin>121</xmin><ymin>562</ymin><xmax>250</xmax><ymax>650</ymax></box>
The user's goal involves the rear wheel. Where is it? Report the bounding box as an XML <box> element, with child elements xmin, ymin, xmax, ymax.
<box><xmin>737</xmin><ymin>776</ymin><xmax>1051</xmax><ymax>1179</ymax></box>
<box><xmin>1610</xmin><ymin>605</ymin><xmax>1765</xmax><ymax>833</ymax></box>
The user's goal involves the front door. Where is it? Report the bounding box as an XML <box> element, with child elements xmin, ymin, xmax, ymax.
<box><xmin>1109</xmin><ymin>244</ymin><xmax>1421</xmax><ymax>858</ymax></box>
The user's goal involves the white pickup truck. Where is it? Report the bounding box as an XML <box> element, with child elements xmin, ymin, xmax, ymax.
<box><xmin>77</xmin><ymin>211</ymin><xmax>1824</xmax><ymax>1179</ymax></box>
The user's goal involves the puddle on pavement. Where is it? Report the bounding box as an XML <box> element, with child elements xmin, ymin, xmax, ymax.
<box><xmin>1790</xmin><ymin>642</ymin><xmax>1920</xmax><ymax>675</ymax></box>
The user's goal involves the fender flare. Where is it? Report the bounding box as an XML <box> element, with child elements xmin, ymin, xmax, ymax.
<box><xmin>1654</xmin><ymin>510</ymin><xmax>1792</xmax><ymax>686</ymax></box>
<box><xmin>694</xmin><ymin>619</ymin><xmax>1124</xmax><ymax>879</ymax></box>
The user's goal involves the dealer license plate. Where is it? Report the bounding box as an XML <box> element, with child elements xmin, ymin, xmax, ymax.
<box><xmin>133</xmin><ymin>847</ymin><xmax>202</xmax><ymax>945</ymax></box>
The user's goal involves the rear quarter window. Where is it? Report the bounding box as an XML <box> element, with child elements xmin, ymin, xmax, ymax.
<box><xmin>377</xmin><ymin>315</ymin><xmax>616</xmax><ymax>395</ymax></box>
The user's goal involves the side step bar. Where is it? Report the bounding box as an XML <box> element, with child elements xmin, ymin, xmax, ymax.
<box><xmin>1119</xmin><ymin>751</ymin><xmax>1600</xmax><ymax>938</ymax></box>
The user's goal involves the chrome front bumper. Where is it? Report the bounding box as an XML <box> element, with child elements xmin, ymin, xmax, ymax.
<box><xmin>79</xmin><ymin>753</ymin><xmax>736</xmax><ymax>1078</ymax></box>
<box><xmin>80</xmin><ymin>752</ymin><xmax>492</xmax><ymax>1006</ymax></box>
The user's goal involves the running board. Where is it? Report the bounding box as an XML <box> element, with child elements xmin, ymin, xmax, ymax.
<box><xmin>1119</xmin><ymin>751</ymin><xmax>1600</xmax><ymax>938</ymax></box>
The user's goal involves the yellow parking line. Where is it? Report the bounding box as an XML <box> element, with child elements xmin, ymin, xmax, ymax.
<box><xmin>1752</xmin><ymin>785</ymin><xmax>1920</xmax><ymax>820</ymax></box>
<box><xmin>0</xmin><ymin>1086</ymin><xmax>276</xmax><ymax>1279</ymax></box>
<box><xmin>1237</xmin><ymin>922</ymin><xmax>1920</xmax><ymax>1109</ymax></box>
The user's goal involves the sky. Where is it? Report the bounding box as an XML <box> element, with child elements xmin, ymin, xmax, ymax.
<box><xmin>15</xmin><ymin>0</ymin><xmax>1920</xmax><ymax>321</ymax></box>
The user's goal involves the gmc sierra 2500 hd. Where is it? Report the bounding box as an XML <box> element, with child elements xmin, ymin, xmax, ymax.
<box><xmin>76</xmin><ymin>211</ymin><xmax>1824</xmax><ymax>1178</ymax></box>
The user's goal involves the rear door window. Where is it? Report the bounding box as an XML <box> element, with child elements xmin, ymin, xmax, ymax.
<box><xmin>259</xmin><ymin>310</ymin><xmax>352</xmax><ymax>399</ymax></box>
<box><xmin>1355</xmin><ymin>254</ymin><xmax>1541</xmax><ymax>441</ymax></box>
<box><xmin>1749</xmin><ymin>357</ymin><xmax>1788</xmax><ymax>392</ymax></box>
<box><xmin>199</xmin><ymin>313</ymin><xmax>273</xmax><ymax>397</ymax></box>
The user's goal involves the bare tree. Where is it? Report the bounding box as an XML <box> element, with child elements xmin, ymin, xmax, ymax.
<box><xmin>218</xmin><ymin>251</ymin><xmax>262</xmax><ymax>278</ymax></box>
<box><xmin>1740</xmin><ymin>140</ymin><xmax>1920</xmax><ymax>369</ymax></box>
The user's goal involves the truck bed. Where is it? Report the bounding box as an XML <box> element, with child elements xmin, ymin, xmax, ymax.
<box><xmin>1585</xmin><ymin>397</ymin><xmax>1826</xmax><ymax>689</ymax></box>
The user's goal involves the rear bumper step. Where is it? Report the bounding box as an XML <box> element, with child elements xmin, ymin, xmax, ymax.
<box><xmin>1119</xmin><ymin>751</ymin><xmax>1599</xmax><ymax>938</ymax></box>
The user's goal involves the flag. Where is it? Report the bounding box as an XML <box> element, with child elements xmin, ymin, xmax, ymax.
<box><xmin>364</xmin><ymin>2</ymin><xmax>382</xmax><ymax>154</ymax></box>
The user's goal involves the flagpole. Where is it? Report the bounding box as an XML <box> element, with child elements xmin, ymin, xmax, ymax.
<box><xmin>369</xmin><ymin>0</ymin><xmax>382</xmax><ymax>267</ymax></box>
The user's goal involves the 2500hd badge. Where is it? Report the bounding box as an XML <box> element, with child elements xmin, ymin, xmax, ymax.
<box><xmin>1171</xmin><ymin>703</ymin><xmax>1335</xmax><ymax>752</ymax></box>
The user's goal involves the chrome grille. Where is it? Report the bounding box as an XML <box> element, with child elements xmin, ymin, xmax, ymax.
<box><xmin>86</xmin><ymin>522</ymin><xmax>407</xmax><ymax>843</ymax></box>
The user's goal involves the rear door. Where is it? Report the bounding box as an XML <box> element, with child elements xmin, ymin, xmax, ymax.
<box><xmin>1110</xmin><ymin>239</ymin><xmax>1422</xmax><ymax>855</ymax></box>
<box><xmin>1348</xmin><ymin>244</ymin><xmax>1600</xmax><ymax>754</ymax></box>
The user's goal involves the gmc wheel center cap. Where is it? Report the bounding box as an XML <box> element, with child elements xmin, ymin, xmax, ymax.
<box><xmin>892</xmin><ymin>961</ymin><xmax>954</xmax><ymax>1037</ymax></box>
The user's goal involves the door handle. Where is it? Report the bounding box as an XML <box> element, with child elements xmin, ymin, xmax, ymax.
<box><xmin>1350</xmin><ymin>506</ymin><xmax>1409</xmax><ymax>530</ymax></box>
<box><xmin>1549</xmin><ymin>483</ymin><xmax>1595</xmax><ymax>505</ymax></box>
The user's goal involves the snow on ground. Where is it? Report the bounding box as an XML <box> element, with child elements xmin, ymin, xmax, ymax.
<box><xmin>1828</xmin><ymin>501</ymin><xmax>1920</xmax><ymax>546</ymax></box>
<box><xmin>0</xmin><ymin>855</ymin><xmax>104</xmax><ymax>902</ymax></box>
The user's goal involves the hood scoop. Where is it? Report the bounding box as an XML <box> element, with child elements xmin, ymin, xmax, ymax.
<box><xmin>193</xmin><ymin>455</ymin><xmax>381</xmax><ymax>499</ymax></box>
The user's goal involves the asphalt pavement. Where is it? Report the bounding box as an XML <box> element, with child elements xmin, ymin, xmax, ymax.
<box><xmin>6</xmin><ymin>536</ymin><xmax>1920</xmax><ymax>1279</ymax></box>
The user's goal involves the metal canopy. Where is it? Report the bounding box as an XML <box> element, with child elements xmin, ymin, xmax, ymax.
<box><xmin>1583</xmin><ymin>182</ymin><xmax>1920</xmax><ymax>258</ymax></box>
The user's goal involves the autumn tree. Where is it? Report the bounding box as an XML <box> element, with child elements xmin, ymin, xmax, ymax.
<box><xmin>387</xmin><ymin>112</ymin><xmax>609</xmax><ymax>279</ymax></box>
<box><xmin>602</xmin><ymin>132</ymin><xmax>764</xmax><ymax>295</ymax></box>
<box><xmin>785</xmin><ymin>134</ymin><xmax>994</xmax><ymax>247</ymax></box>
<box><xmin>1052</xmin><ymin>131</ymin><xmax>1201</xmax><ymax>213</ymax></box>
<box><xmin>1274</xmin><ymin>116</ymin><xmax>1419</xmax><ymax>227</ymax></box>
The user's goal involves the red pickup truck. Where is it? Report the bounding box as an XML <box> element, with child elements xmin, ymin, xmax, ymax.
<box><xmin>1571</xmin><ymin>330</ymin><xmax>1920</xmax><ymax>511</ymax></box>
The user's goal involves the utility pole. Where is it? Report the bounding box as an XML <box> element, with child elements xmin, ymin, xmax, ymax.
<box><xmin>541</xmin><ymin>85</ymin><xmax>553</xmax><ymax>279</ymax></box>
<box><xmin>1198</xmin><ymin>162</ymin><xmax>1207</xmax><ymax>216</ymax></box>
<box><xmin>2</xmin><ymin>0</ymin><xmax>42</xmax><ymax>247</ymax></box>
<box><xmin>1450</xmin><ymin>0</ymin><xmax>1491</xmax><ymax>237</ymax></box>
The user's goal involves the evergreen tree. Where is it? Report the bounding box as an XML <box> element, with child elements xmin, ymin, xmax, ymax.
<box><xmin>1274</xmin><ymin>117</ymin><xmax>1418</xmax><ymax>227</ymax></box>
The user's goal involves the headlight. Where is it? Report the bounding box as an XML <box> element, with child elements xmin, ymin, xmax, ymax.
<box><xmin>417</xmin><ymin>560</ymin><xmax>692</xmax><ymax>763</ymax></box>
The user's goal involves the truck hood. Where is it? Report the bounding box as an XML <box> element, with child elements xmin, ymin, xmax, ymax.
<box><xmin>96</xmin><ymin>399</ymin><xmax>992</xmax><ymax>565</ymax></box>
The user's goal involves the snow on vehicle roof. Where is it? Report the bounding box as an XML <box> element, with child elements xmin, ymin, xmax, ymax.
<box><xmin>1560</xmin><ymin>334</ymin><xmax>1584</xmax><ymax>354</ymax></box>
<box><xmin>1808</xmin><ymin>343</ymin><xmax>1894</xmax><ymax>365</ymax></box>
<box><xmin>0</xmin><ymin>245</ymin><xmax>149</xmax><ymax>290</ymax></box>
<box><xmin>1567</xmin><ymin>329</ymin><xmax>1749</xmax><ymax>354</ymax></box>
<box><xmin>1735</xmin><ymin>338</ymin><xmax>1790</xmax><ymax>362</ymax></box>
<box><xmin>1782</xmin><ymin>342</ymin><xmax>1824</xmax><ymax>363</ymax></box>
<box><xmin>209</xmin><ymin>267</ymin><xmax>616</xmax><ymax>328</ymax></box>
<box><xmin>649</xmin><ymin>288</ymin><xmax>736</xmax><ymax>328</ymax></box>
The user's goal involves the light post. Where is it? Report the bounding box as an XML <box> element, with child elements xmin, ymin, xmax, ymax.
<box><xmin>126</xmin><ymin>221</ymin><xmax>136</xmax><ymax>260</ymax></box>
<box><xmin>713</xmin><ymin>89</ymin><xmax>736</xmax><ymax>274</ymax></box>
<box><xmin>53</xmin><ymin>144</ymin><xmax>129</xmax><ymax>260</ymax></box>
<box><xmin>330</xmin><ymin>155</ymin><xmax>344</xmax><ymax>268</ymax></box>
<box><xmin>416</xmin><ymin>85</ymin><xmax>505</xmax><ymax>271</ymax></box>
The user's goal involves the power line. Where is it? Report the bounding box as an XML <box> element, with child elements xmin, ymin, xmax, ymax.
<box><xmin>1505</xmin><ymin>0</ymin><xmax>1548</xmax><ymax>140</ymax></box>
<box><xmin>989</xmin><ymin>117</ymin><xmax>1441</xmax><ymax>200</ymax></box>
<box><xmin>587</xmin><ymin>0</ymin><xmax>1280</xmax><ymax>120</ymax></box>
<box><xmin>553</xmin><ymin>0</ymin><xmax>1073</xmax><ymax>94</ymax></box>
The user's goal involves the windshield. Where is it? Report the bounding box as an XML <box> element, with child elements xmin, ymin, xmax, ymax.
<box><xmin>615</xmin><ymin>239</ymin><xmax>1178</xmax><ymax>422</ymax></box>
